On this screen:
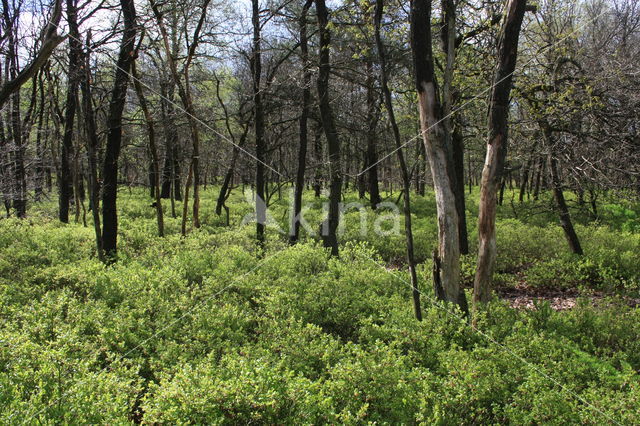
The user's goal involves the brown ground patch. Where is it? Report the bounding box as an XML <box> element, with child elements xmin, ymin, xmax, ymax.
<box><xmin>495</xmin><ymin>284</ymin><xmax>640</xmax><ymax>311</ymax></box>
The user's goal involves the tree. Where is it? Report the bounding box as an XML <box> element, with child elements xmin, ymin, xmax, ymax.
<box><xmin>79</xmin><ymin>30</ymin><xmax>103</xmax><ymax>259</ymax></box>
<box><xmin>316</xmin><ymin>0</ymin><xmax>342</xmax><ymax>257</ymax></box>
<box><xmin>410</xmin><ymin>0</ymin><xmax>467</xmax><ymax>313</ymax></box>
<box><xmin>375</xmin><ymin>0</ymin><xmax>422</xmax><ymax>320</ymax></box>
<box><xmin>251</xmin><ymin>0</ymin><xmax>267</xmax><ymax>248</ymax></box>
<box><xmin>290</xmin><ymin>0</ymin><xmax>314</xmax><ymax>244</ymax></box>
<box><xmin>101</xmin><ymin>0</ymin><xmax>137</xmax><ymax>260</ymax></box>
<box><xmin>0</xmin><ymin>0</ymin><xmax>64</xmax><ymax>108</ymax></box>
<box><xmin>58</xmin><ymin>0</ymin><xmax>82</xmax><ymax>223</ymax></box>
<box><xmin>474</xmin><ymin>0</ymin><xmax>528</xmax><ymax>304</ymax></box>
<box><xmin>131</xmin><ymin>53</ymin><xmax>164</xmax><ymax>237</ymax></box>
<box><xmin>150</xmin><ymin>0</ymin><xmax>211</xmax><ymax>232</ymax></box>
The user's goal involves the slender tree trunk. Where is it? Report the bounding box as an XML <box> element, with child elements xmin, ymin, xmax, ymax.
<box><xmin>541</xmin><ymin>124</ymin><xmax>583</xmax><ymax>255</ymax></box>
<box><xmin>80</xmin><ymin>31</ymin><xmax>103</xmax><ymax>259</ymax></box>
<box><xmin>34</xmin><ymin>71</ymin><xmax>47</xmax><ymax>202</ymax></box>
<box><xmin>533</xmin><ymin>156</ymin><xmax>543</xmax><ymax>200</ymax></box>
<box><xmin>474</xmin><ymin>0</ymin><xmax>527</xmax><ymax>304</ymax></box>
<box><xmin>441</xmin><ymin>0</ymin><xmax>468</xmax><ymax>255</ymax></box>
<box><xmin>2</xmin><ymin>8</ymin><xmax>28</xmax><ymax>218</ymax></box>
<box><xmin>410</xmin><ymin>0</ymin><xmax>467</xmax><ymax>312</ymax></box>
<box><xmin>59</xmin><ymin>0</ymin><xmax>82</xmax><ymax>223</ymax></box>
<box><xmin>0</xmin><ymin>107</ymin><xmax>8</xmax><ymax>217</ymax></box>
<box><xmin>181</xmin><ymin>162</ymin><xmax>193</xmax><ymax>237</ymax></box>
<box><xmin>10</xmin><ymin>91</ymin><xmax>26</xmax><ymax>218</ymax></box>
<box><xmin>150</xmin><ymin>0</ymin><xmax>210</xmax><ymax>230</ymax></box>
<box><xmin>290</xmin><ymin>0</ymin><xmax>314</xmax><ymax>243</ymax></box>
<box><xmin>0</xmin><ymin>0</ymin><xmax>64</xmax><ymax>108</ymax></box>
<box><xmin>101</xmin><ymin>0</ymin><xmax>136</xmax><ymax>260</ymax></box>
<box><xmin>549</xmin><ymin>154</ymin><xmax>582</xmax><ymax>255</ymax></box>
<box><xmin>365</xmin><ymin>60</ymin><xmax>381</xmax><ymax>210</ymax></box>
<box><xmin>316</xmin><ymin>0</ymin><xmax>342</xmax><ymax>256</ymax></box>
<box><xmin>375</xmin><ymin>0</ymin><xmax>421</xmax><ymax>320</ymax></box>
<box><xmin>519</xmin><ymin>156</ymin><xmax>533</xmax><ymax>202</ymax></box>
<box><xmin>313</xmin><ymin>121</ymin><xmax>323</xmax><ymax>198</ymax></box>
<box><xmin>251</xmin><ymin>0</ymin><xmax>266</xmax><ymax>248</ymax></box>
<box><xmin>131</xmin><ymin>60</ymin><xmax>164</xmax><ymax>237</ymax></box>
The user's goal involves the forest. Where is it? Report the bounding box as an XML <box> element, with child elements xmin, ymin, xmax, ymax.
<box><xmin>1</xmin><ymin>0</ymin><xmax>639</xmax><ymax>422</ymax></box>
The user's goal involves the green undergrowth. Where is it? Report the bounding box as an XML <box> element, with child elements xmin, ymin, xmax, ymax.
<box><xmin>0</xmin><ymin>187</ymin><xmax>638</xmax><ymax>423</ymax></box>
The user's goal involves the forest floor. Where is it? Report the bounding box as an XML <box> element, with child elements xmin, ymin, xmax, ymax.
<box><xmin>1</xmin><ymin>186</ymin><xmax>639</xmax><ymax>423</ymax></box>
<box><xmin>496</xmin><ymin>284</ymin><xmax>640</xmax><ymax>310</ymax></box>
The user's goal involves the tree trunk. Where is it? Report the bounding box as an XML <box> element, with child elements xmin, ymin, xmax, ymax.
<box><xmin>440</xmin><ymin>0</ymin><xmax>469</xmax><ymax>255</ymax></box>
<box><xmin>80</xmin><ymin>31</ymin><xmax>103</xmax><ymax>260</ymax></box>
<box><xmin>101</xmin><ymin>0</ymin><xmax>137</xmax><ymax>260</ymax></box>
<box><xmin>34</xmin><ymin>71</ymin><xmax>47</xmax><ymax>202</ymax></box>
<box><xmin>150</xmin><ymin>0</ymin><xmax>210</xmax><ymax>230</ymax></box>
<box><xmin>0</xmin><ymin>0</ymin><xmax>64</xmax><ymax>108</ymax></box>
<box><xmin>549</xmin><ymin>154</ymin><xmax>583</xmax><ymax>255</ymax></box>
<box><xmin>519</xmin><ymin>156</ymin><xmax>533</xmax><ymax>202</ymax></box>
<box><xmin>375</xmin><ymin>0</ymin><xmax>421</xmax><ymax>320</ymax></box>
<box><xmin>131</xmin><ymin>59</ymin><xmax>164</xmax><ymax>237</ymax></box>
<box><xmin>365</xmin><ymin>60</ymin><xmax>381</xmax><ymax>210</ymax></box>
<box><xmin>181</xmin><ymin>162</ymin><xmax>193</xmax><ymax>237</ymax></box>
<box><xmin>251</xmin><ymin>0</ymin><xmax>267</xmax><ymax>249</ymax></box>
<box><xmin>290</xmin><ymin>0</ymin><xmax>314</xmax><ymax>244</ymax></box>
<box><xmin>313</xmin><ymin>121</ymin><xmax>323</xmax><ymax>198</ymax></box>
<box><xmin>59</xmin><ymin>0</ymin><xmax>82</xmax><ymax>223</ymax></box>
<box><xmin>316</xmin><ymin>0</ymin><xmax>342</xmax><ymax>257</ymax></box>
<box><xmin>474</xmin><ymin>0</ymin><xmax>527</xmax><ymax>304</ymax></box>
<box><xmin>2</xmin><ymin>5</ymin><xmax>28</xmax><ymax>218</ymax></box>
<box><xmin>410</xmin><ymin>0</ymin><xmax>467</xmax><ymax>312</ymax></box>
<box><xmin>541</xmin><ymin>124</ymin><xmax>583</xmax><ymax>255</ymax></box>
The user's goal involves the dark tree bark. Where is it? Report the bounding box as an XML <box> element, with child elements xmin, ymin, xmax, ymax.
<box><xmin>375</xmin><ymin>0</ymin><xmax>421</xmax><ymax>320</ymax></box>
<box><xmin>34</xmin><ymin>70</ymin><xmax>47</xmax><ymax>202</ymax></box>
<box><xmin>519</xmin><ymin>155</ymin><xmax>533</xmax><ymax>202</ymax></box>
<box><xmin>214</xmin><ymin>78</ymin><xmax>251</xmax><ymax>221</ymax></box>
<box><xmin>150</xmin><ymin>0</ymin><xmax>210</xmax><ymax>230</ymax></box>
<box><xmin>290</xmin><ymin>0</ymin><xmax>314</xmax><ymax>244</ymax></box>
<box><xmin>0</xmin><ymin>0</ymin><xmax>64</xmax><ymax>108</ymax></box>
<box><xmin>0</xmin><ymin>106</ymin><xmax>8</xmax><ymax>217</ymax></box>
<box><xmin>410</xmin><ymin>0</ymin><xmax>467</xmax><ymax>312</ymax></box>
<box><xmin>1</xmin><ymin>0</ymin><xmax>31</xmax><ymax>218</ymax></box>
<box><xmin>541</xmin><ymin>124</ymin><xmax>583</xmax><ymax>255</ymax></box>
<box><xmin>365</xmin><ymin>60</ymin><xmax>381</xmax><ymax>210</ymax></box>
<box><xmin>59</xmin><ymin>0</ymin><xmax>82</xmax><ymax>223</ymax></box>
<box><xmin>101</xmin><ymin>0</ymin><xmax>137</xmax><ymax>260</ymax></box>
<box><xmin>474</xmin><ymin>0</ymin><xmax>527</xmax><ymax>304</ymax></box>
<box><xmin>316</xmin><ymin>0</ymin><xmax>342</xmax><ymax>256</ymax></box>
<box><xmin>131</xmin><ymin>59</ymin><xmax>164</xmax><ymax>237</ymax></box>
<box><xmin>80</xmin><ymin>31</ymin><xmax>103</xmax><ymax>259</ymax></box>
<box><xmin>440</xmin><ymin>0</ymin><xmax>469</xmax><ymax>255</ymax></box>
<box><xmin>313</xmin><ymin>121</ymin><xmax>323</xmax><ymax>198</ymax></box>
<box><xmin>159</xmin><ymin>79</ymin><xmax>181</xmax><ymax>204</ymax></box>
<box><xmin>252</xmin><ymin>0</ymin><xmax>266</xmax><ymax>248</ymax></box>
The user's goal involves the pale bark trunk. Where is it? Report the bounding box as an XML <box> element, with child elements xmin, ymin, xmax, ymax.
<box><xmin>410</xmin><ymin>0</ymin><xmax>467</xmax><ymax>312</ymax></box>
<box><xmin>474</xmin><ymin>0</ymin><xmax>527</xmax><ymax>304</ymax></box>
